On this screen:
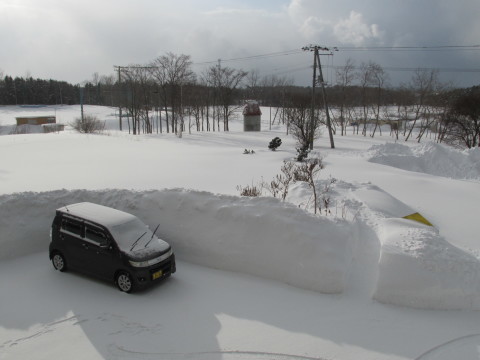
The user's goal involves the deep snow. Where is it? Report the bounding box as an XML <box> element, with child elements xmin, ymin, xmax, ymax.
<box><xmin>1</xmin><ymin>105</ymin><xmax>480</xmax><ymax>359</ymax></box>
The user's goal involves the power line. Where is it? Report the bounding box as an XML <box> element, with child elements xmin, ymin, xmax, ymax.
<box><xmin>193</xmin><ymin>45</ymin><xmax>479</xmax><ymax>67</ymax></box>
<box><xmin>322</xmin><ymin>64</ymin><xmax>480</xmax><ymax>73</ymax></box>
<box><xmin>337</xmin><ymin>45</ymin><xmax>480</xmax><ymax>52</ymax></box>
<box><xmin>193</xmin><ymin>49</ymin><xmax>304</xmax><ymax>66</ymax></box>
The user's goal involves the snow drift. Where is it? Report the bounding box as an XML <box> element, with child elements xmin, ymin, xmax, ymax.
<box><xmin>0</xmin><ymin>188</ymin><xmax>354</xmax><ymax>294</ymax></box>
<box><xmin>349</xmin><ymin>183</ymin><xmax>480</xmax><ymax>310</ymax></box>
<box><xmin>374</xmin><ymin>218</ymin><xmax>480</xmax><ymax>310</ymax></box>
<box><xmin>368</xmin><ymin>142</ymin><xmax>480</xmax><ymax>180</ymax></box>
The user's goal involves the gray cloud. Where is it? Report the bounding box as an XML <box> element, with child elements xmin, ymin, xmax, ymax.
<box><xmin>0</xmin><ymin>0</ymin><xmax>478</xmax><ymax>87</ymax></box>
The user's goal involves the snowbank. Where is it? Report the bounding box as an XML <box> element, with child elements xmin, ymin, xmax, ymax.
<box><xmin>374</xmin><ymin>218</ymin><xmax>480</xmax><ymax>310</ymax></box>
<box><xmin>2</xmin><ymin>185</ymin><xmax>479</xmax><ymax>309</ymax></box>
<box><xmin>0</xmin><ymin>188</ymin><xmax>354</xmax><ymax>294</ymax></box>
<box><xmin>368</xmin><ymin>142</ymin><xmax>480</xmax><ymax>180</ymax></box>
<box><xmin>350</xmin><ymin>183</ymin><xmax>480</xmax><ymax>310</ymax></box>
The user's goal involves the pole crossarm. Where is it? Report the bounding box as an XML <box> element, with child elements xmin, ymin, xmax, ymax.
<box><xmin>302</xmin><ymin>44</ymin><xmax>338</xmax><ymax>54</ymax></box>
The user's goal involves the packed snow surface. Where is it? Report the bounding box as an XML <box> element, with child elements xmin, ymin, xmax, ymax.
<box><xmin>1</xmin><ymin>105</ymin><xmax>480</xmax><ymax>360</ymax></box>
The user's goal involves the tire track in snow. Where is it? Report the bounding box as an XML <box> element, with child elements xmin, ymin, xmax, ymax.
<box><xmin>0</xmin><ymin>315</ymin><xmax>79</xmax><ymax>349</ymax></box>
<box><xmin>415</xmin><ymin>334</ymin><xmax>480</xmax><ymax>360</ymax></box>
<box><xmin>109</xmin><ymin>345</ymin><xmax>329</xmax><ymax>360</ymax></box>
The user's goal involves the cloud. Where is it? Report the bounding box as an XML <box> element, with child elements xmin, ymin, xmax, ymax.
<box><xmin>0</xmin><ymin>0</ymin><xmax>479</xmax><ymax>87</ymax></box>
<box><xmin>333</xmin><ymin>11</ymin><xmax>383</xmax><ymax>45</ymax></box>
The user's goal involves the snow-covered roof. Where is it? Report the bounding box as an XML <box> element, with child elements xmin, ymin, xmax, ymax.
<box><xmin>57</xmin><ymin>202</ymin><xmax>136</xmax><ymax>228</ymax></box>
<box><xmin>243</xmin><ymin>101</ymin><xmax>262</xmax><ymax>116</ymax></box>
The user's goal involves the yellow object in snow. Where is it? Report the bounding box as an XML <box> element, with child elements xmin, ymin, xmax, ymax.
<box><xmin>402</xmin><ymin>212</ymin><xmax>433</xmax><ymax>226</ymax></box>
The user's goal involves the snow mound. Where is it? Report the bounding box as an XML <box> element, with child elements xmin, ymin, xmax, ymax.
<box><xmin>368</xmin><ymin>142</ymin><xmax>480</xmax><ymax>180</ymax></box>
<box><xmin>374</xmin><ymin>218</ymin><xmax>480</xmax><ymax>310</ymax></box>
<box><xmin>0</xmin><ymin>189</ymin><xmax>354</xmax><ymax>294</ymax></box>
<box><xmin>349</xmin><ymin>183</ymin><xmax>480</xmax><ymax>310</ymax></box>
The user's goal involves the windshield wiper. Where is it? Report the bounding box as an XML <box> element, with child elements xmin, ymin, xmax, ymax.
<box><xmin>130</xmin><ymin>231</ymin><xmax>147</xmax><ymax>252</ymax></box>
<box><xmin>144</xmin><ymin>223</ymin><xmax>160</xmax><ymax>248</ymax></box>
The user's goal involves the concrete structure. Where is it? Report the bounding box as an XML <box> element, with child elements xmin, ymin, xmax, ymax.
<box><xmin>243</xmin><ymin>101</ymin><xmax>262</xmax><ymax>131</ymax></box>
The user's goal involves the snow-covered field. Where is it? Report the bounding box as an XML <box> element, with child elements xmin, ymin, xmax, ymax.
<box><xmin>0</xmin><ymin>105</ymin><xmax>479</xmax><ymax>360</ymax></box>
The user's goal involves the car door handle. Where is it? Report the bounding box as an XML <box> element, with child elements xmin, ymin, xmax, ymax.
<box><xmin>82</xmin><ymin>243</ymin><xmax>89</xmax><ymax>250</ymax></box>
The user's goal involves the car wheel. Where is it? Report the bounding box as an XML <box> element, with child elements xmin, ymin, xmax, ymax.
<box><xmin>116</xmin><ymin>271</ymin><xmax>134</xmax><ymax>293</ymax></box>
<box><xmin>52</xmin><ymin>252</ymin><xmax>67</xmax><ymax>272</ymax></box>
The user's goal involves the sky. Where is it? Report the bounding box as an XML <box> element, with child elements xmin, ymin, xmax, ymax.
<box><xmin>1</xmin><ymin>0</ymin><xmax>480</xmax><ymax>88</ymax></box>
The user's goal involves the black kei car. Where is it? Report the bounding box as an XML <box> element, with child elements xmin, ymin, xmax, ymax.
<box><xmin>49</xmin><ymin>202</ymin><xmax>176</xmax><ymax>293</ymax></box>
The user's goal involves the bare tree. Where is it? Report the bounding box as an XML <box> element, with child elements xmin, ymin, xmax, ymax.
<box><xmin>150</xmin><ymin>53</ymin><xmax>195</xmax><ymax>134</ymax></box>
<box><xmin>368</xmin><ymin>62</ymin><xmax>388</xmax><ymax>137</ymax></box>
<box><xmin>120</xmin><ymin>65</ymin><xmax>153</xmax><ymax>135</ymax></box>
<box><xmin>208</xmin><ymin>65</ymin><xmax>247</xmax><ymax>131</ymax></box>
<box><xmin>284</xmin><ymin>93</ymin><xmax>322</xmax><ymax>159</ymax></box>
<box><xmin>246</xmin><ymin>69</ymin><xmax>261</xmax><ymax>99</ymax></box>
<box><xmin>335</xmin><ymin>58</ymin><xmax>356</xmax><ymax>136</ymax></box>
<box><xmin>442</xmin><ymin>87</ymin><xmax>480</xmax><ymax>148</ymax></box>
<box><xmin>357</xmin><ymin>62</ymin><xmax>373</xmax><ymax>136</ymax></box>
<box><xmin>404</xmin><ymin>69</ymin><xmax>439</xmax><ymax>141</ymax></box>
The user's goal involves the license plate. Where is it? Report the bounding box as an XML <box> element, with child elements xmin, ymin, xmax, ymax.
<box><xmin>152</xmin><ymin>270</ymin><xmax>163</xmax><ymax>280</ymax></box>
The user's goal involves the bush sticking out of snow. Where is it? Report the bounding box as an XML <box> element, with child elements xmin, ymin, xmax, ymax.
<box><xmin>368</xmin><ymin>142</ymin><xmax>480</xmax><ymax>180</ymax></box>
<box><xmin>0</xmin><ymin>188</ymin><xmax>354</xmax><ymax>294</ymax></box>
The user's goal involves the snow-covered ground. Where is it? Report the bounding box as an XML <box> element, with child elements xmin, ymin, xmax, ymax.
<box><xmin>0</xmin><ymin>105</ymin><xmax>479</xmax><ymax>360</ymax></box>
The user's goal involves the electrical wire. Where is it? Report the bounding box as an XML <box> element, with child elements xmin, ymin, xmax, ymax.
<box><xmin>193</xmin><ymin>49</ymin><xmax>304</xmax><ymax>65</ymax></box>
<box><xmin>191</xmin><ymin>44</ymin><xmax>480</xmax><ymax>78</ymax></box>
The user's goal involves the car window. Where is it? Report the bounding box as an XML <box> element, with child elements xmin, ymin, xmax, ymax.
<box><xmin>85</xmin><ymin>225</ymin><xmax>108</xmax><ymax>246</ymax></box>
<box><xmin>61</xmin><ymin>218</ymin><xmax>82</xmax><ymax>236</ymax></box>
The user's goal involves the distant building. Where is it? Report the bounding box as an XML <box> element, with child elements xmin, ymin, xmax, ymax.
<box><xmin>243</xmin><ymin>100</ymin><xmax>262</xmax><ymax>131</ymax></box>
<box><xmin>15</xmin><ymin>116</ymin><xmax>56</xmax><ymax>126</ymax></box>
<box><xmin>13</xmin><ymin>115</ymin><xmax>63</xmax><ymax>134</ymax></box>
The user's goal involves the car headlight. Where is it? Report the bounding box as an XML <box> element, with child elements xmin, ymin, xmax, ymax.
<box><xmin>129</xmin><ymin>248</ymin><xmax>173</xmax><ymax>268</ymax></box>
<box><xmin>129</xmin><ymin>259</ymin><xmax>150</xmax><ymax>268</ymax></box>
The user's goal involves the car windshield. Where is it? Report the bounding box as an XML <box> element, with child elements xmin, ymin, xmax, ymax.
<box><xmin>109</xmin><ymin>217</ymin><xmax>155</xmax><ymax>252</ymax></box>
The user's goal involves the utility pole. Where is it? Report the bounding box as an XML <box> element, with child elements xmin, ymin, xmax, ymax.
<box><xmin>302</xmin><ymin>45</ymin><xmax>336</xmax><ymax>149</ymax></box>
<box><xmin>114</xmin><ymin>65</ymin><xmax>124</xmax><ymax>131</ymax></box>
<box><xmin>79</xmin><ymin>87</ymin><xmax>84</xmax><ymax>122</ymax></box>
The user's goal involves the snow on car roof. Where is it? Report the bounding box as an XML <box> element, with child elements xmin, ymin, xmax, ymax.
<box><xmin>57</xmin><ymin>202</ymin><xmax>137</xmax><ymax>228</ymax></box>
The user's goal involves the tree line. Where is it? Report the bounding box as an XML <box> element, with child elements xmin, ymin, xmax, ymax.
<box><xmin>0</xmin><ymin>75</ymin><xmax>80</xmax><ymax>105</ymax></box>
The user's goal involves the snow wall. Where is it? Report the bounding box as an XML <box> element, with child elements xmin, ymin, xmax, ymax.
<box><xmin>1</xmin><ymin>188</ymin><xmax>479</xmax><ymax>310</ymax></box>
<box><xmin>0</xmin><ymin>189</ymin><xmax>354</xmax><ymax>294</ymax></box>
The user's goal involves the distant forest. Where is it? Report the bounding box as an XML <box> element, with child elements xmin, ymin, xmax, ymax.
<box><xmin>0</xmin><ymin>70</ymin><xmax>473</xmax><ymax>109</ymax></box>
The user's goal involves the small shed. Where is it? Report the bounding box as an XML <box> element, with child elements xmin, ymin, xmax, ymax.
<box><xmin>16</xmin><ymin>115</ymin><xmax>56</xmax><ymax>126</ymax></box>
<box><xmin>243</xmin><ymin>101</ymin><xmax>262</xmax><ymax>132</ymax></box>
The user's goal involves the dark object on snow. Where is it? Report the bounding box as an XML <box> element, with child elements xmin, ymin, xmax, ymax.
<box><xmin>268</xmin><ymin>137</ymin><xmax>282</xmax><ymax>151</ymax></box>
<box><xmin>49</xmin><ymin>202</ymin><xmax>176</xmax><ymax>293</ymax></box>
<box><xmin>296</xmin><ymin>144</ymin><xmax>310</xmax><ymax>162</ymax></box>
